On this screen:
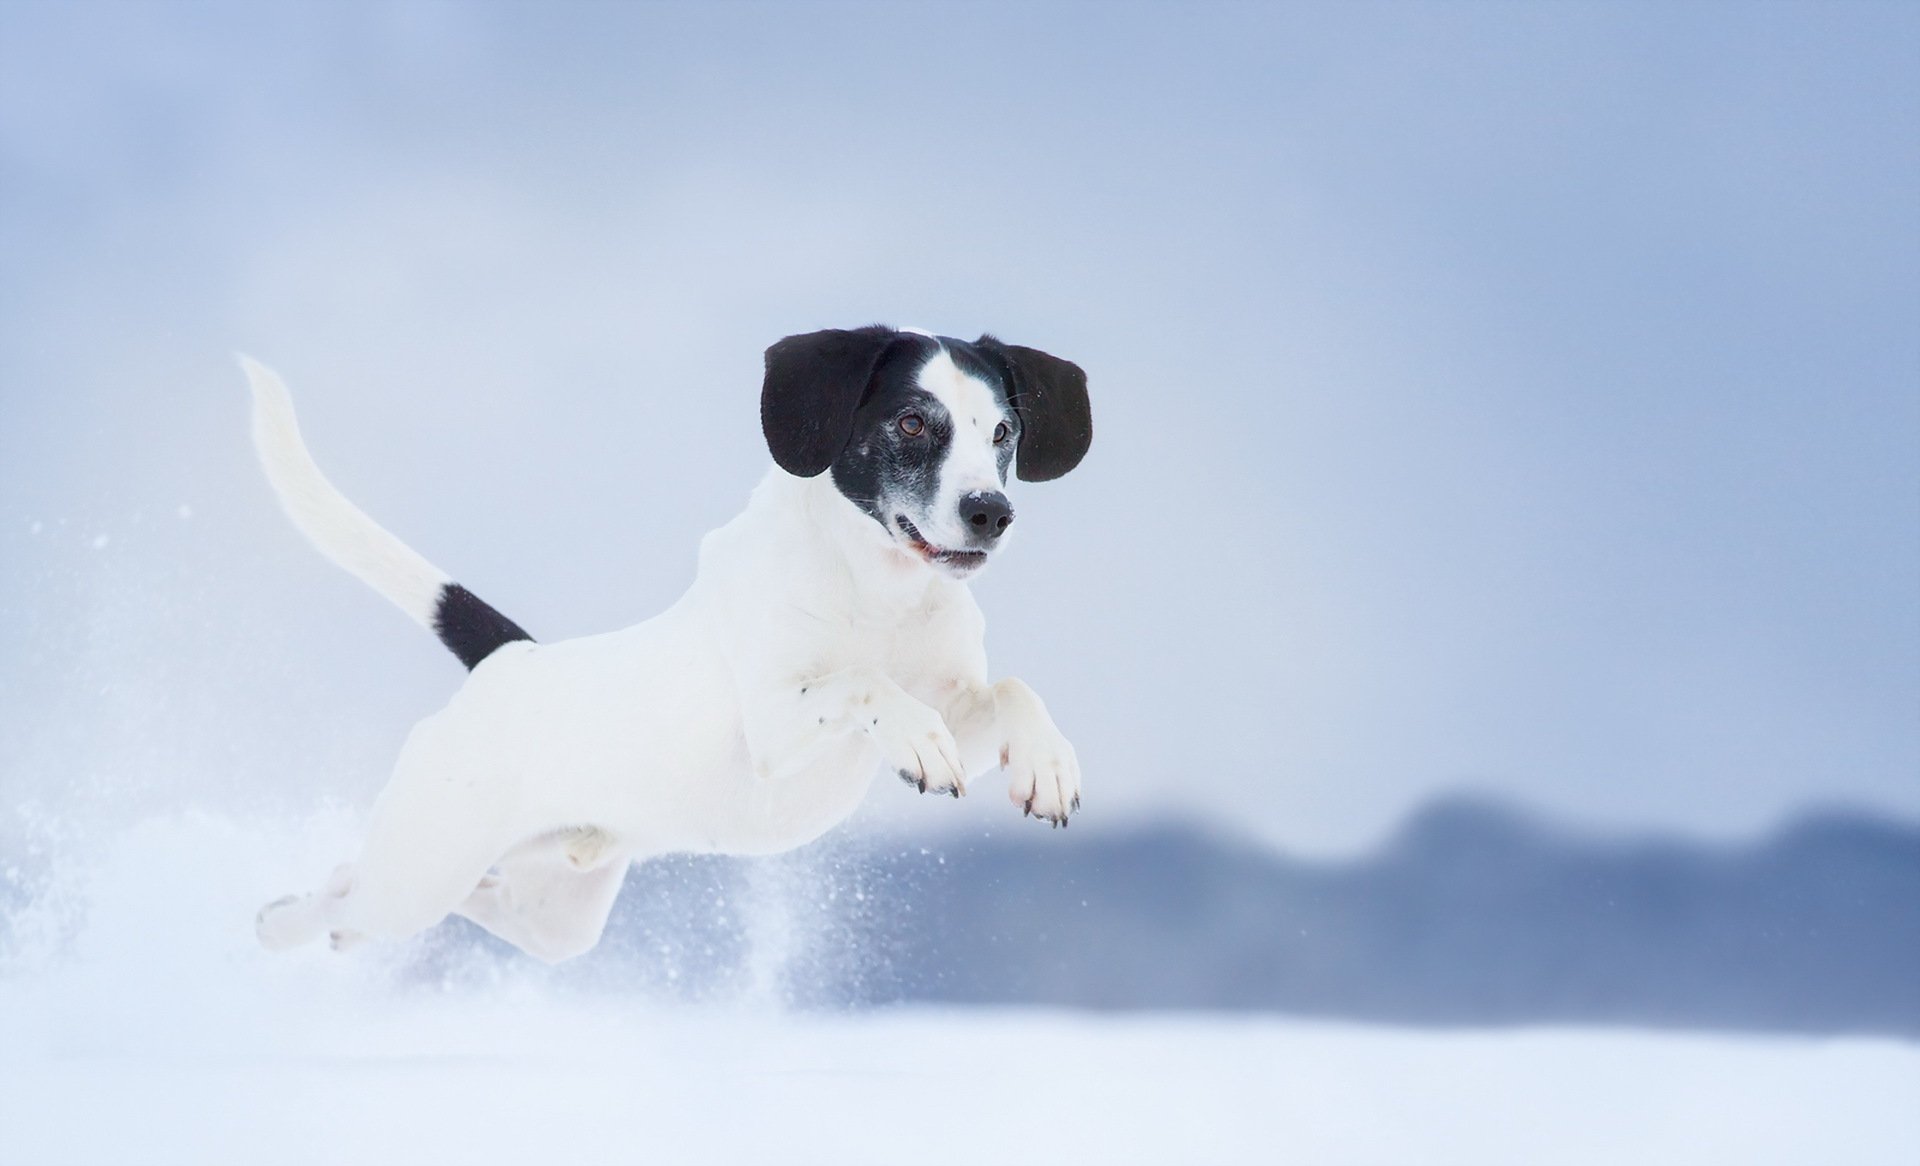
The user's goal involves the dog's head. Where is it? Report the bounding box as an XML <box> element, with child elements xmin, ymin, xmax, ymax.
<box><xmin>761</xmin><ymin>326</ymin><xmax>1091</xmax><ymax>579</ymax></box>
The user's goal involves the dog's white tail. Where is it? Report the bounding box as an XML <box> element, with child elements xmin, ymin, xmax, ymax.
<box><xmin>241</xmin><ymin>356</ymin><xmax>533</xmax><ymax>668</ymax></box>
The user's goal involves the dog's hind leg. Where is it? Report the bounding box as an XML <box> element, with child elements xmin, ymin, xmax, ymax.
<box><xmin>454</xmin><ymin>832</ymin><xmax>630</xmax><ymax>965</ymax></box>
<box><xmin>256</xmin><ymin>862</ymin><xmax>355</xmax><ymax>951</ymax></box>
<box><xmin>256</xmin><ymin>717</ymin><xmax>527</xmax><ymax>953</ymax></box>
<box><xmin>256</xmin><ymin>819</ymin><xmax>507</xmax><ymax>954</ymax></box>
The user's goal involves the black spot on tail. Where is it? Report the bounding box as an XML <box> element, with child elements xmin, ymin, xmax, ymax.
<box><xmin>433</xmin><ymin>583</ymin><xmax>534</xmax><ymax>670</ymax></box>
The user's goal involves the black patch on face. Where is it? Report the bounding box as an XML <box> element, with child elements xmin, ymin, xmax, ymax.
<box><xmin>433</xmin><ymin>582</ymin><xmax>534</xmax><ymax>670</ymax></box>
<box><xmin>831</xmin><ymin>401</ymin><xmax>947</xmax><ymax>524</ymax></box>
<box><xmin>829</xmin><ymin>335</ymin><xmax>955</xmax><ymax>526</ymax></box>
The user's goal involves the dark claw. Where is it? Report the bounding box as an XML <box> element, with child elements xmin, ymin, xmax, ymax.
<box><xmin>1071</xmin><ymin>794</ymin><xmax>1080</xmax><ymax>811</ymax></box>
<box><xmin>918</xmin><ymin>776</ymin><xmax>928</xmax><ymax>794</ymax></box>
<box><xmin>950</xmin><ymin>786</ymin><xmax>960</xmax><ymax>799</ymax></box>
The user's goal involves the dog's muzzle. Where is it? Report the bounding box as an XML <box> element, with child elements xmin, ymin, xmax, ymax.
<box><xmin>894</xmin><ymin>515</ymin><xmax>990</xmax><ymax>574</ymax></box>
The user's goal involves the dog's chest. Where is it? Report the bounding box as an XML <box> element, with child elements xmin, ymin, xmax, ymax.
<box><xmin>830</xmin><ymin>597</ymin><xmax>970</xmax><ymax>693</ymax></box>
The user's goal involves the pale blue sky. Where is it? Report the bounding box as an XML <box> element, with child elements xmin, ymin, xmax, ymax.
<box><xmin>2</xmin><ymin>1</ymin><xmax>1915</xmax><ymax>853</ymax></box>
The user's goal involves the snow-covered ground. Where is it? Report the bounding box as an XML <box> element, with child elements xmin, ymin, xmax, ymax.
<box><xmin>7</xmin><ymin>1001</ymin><xmax>1919</xmax><ymax>1166</ymax></box>
<box><xmin>2</xmin><ymin>811</ymin><xmax>1916</xmax><ymax>1165</ymax></box>
<box><xmin>5</xmin><ymin>995</ymin><xmax>1916</xmax><ymax>1166</ymax></box>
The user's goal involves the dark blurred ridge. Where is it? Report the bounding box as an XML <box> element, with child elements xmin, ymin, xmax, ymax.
<box><xmin>855</xmin><ymin>799</ymin><xmax>1920</xmax><ymax>1036</ymax></box>
<box><xmin>305</xmin><ymin>797</ymin><xmax>1920</xmax><ymax>1035</ymax></box>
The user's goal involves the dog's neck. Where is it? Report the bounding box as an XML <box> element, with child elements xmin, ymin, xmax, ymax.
<box><xmin>749</xmin><ymin>468</ymin><xmax>950</xmax><ymax>614</ymax></box>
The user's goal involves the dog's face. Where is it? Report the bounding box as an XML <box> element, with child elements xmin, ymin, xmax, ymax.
<box><xmin>761</xmin><ymin>327</ymin><xmax>1091</xmax><ymax>579</ymax></box>
<box><xmin>830</xmin><ymin>336</ymin><xmax>1020</xmax><ymax>577</ymax></box>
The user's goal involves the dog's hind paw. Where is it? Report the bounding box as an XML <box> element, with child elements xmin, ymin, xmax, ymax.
<box><xmin>256</xmin><ymin>893</ymin><xmax>323</xmax><ymax>952</ymax></box>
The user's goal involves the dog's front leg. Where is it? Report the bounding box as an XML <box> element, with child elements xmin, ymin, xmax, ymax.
<box><xmin>945</xmin><ymin>679</ymin><xmax>1081</xmax><ymax>826</ymax></box>
<box><xmin>753</xmin><ymin>667</ymin><xmax>968</xmax><ymax>795</ymax></box>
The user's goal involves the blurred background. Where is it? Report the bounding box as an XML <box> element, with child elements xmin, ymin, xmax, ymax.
<box><xmin>1</xmin><ymin>0</ymin><xmax>1915</xmax><ymax>1037</ymax></box>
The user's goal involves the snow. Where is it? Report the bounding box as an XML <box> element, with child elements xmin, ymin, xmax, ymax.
<box><xmin>4</xmin><ymin>998</ymin><xmax>1916</xmax><ymax>1165</ymax></box>
<box><xmin>2</xmin><ymin>812</ymin><xmax>1916</xmax><ymax>1164</ymax></box>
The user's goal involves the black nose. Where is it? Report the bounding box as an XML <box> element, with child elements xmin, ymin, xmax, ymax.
<box><xmin>961</xmin><ymin>491</ymin><xmax>1015</xmax><ymax>540</ymax></box>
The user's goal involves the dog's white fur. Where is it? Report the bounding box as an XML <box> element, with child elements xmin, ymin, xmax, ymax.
<box><xmin>245</xmin><ymin>355</ymin><xmax>1080</xmax><ymax>963</ymax></box>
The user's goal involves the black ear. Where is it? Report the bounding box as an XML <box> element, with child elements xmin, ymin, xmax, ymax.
<box><xmin>976</xmin><ymin>336</ymin><xmax>1092</xmax><ymax>482</ymax></box>
<box><xmin>761</xmin><ymin>326</ymin><xmax>899</xmax><ymax>477</ymax></box>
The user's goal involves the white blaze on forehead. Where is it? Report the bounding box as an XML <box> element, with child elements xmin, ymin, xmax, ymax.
<box><xmin>921</xmin><ymin>343</ymin><xmax>1013</xmax><ymax>453</ymax></box>
<box><xmin>910</xmin><ymin>343</ymin><xmax>1013</xmax><ymax>541</ymax></box>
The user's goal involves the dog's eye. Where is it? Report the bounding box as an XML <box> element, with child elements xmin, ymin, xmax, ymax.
<box><xmin>898</xmin><ymin>414</ymin><xmax>925</xmax><ymax>437</ymax></box>
<box><xmin>992</xmin><ymin>422</ymin><xmax>1012</xmax><ymax>444</ymax></box>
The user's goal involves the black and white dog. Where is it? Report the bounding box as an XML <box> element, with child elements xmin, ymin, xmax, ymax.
<box><xmin>249</xmin><ymin>327</ymin><xmax>1091</xmax><ymax>963</ymax></box>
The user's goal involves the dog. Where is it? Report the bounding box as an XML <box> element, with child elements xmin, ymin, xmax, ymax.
<box><xmin>247</xmin><ymin>326</ymin><xmax>1091</xmax><ymax>963</ymax></box>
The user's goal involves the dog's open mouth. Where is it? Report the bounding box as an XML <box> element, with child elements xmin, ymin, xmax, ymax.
<box><xmin>895</xmin><ymin>515</ymin><xmax>989</xmax><ymax>573</ymax></box>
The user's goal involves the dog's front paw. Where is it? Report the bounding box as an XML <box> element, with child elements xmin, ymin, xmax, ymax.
<box><xmin>874</xmin><ymin>701</ymin><xmax>968</xmax><ymax>798</ymax></box>
<box><xmin>1004</xmin><ymin>727</ymin><xmax>1080</xmax><ymax>827</ymax></box>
